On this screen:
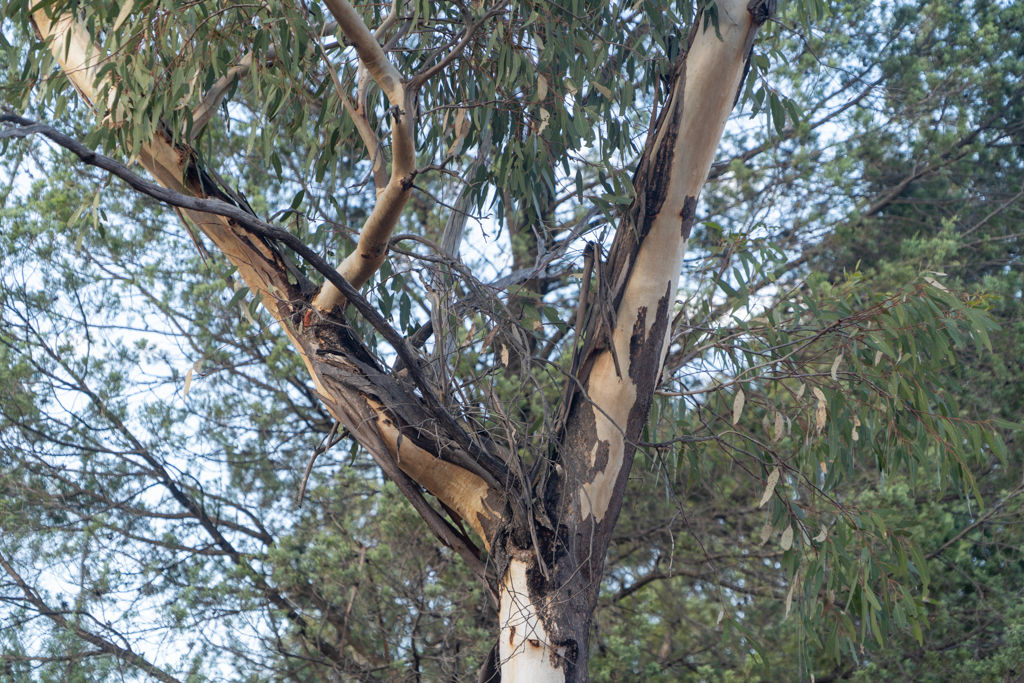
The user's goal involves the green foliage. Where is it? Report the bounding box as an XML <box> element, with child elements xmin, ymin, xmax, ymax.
<box><xmin>1</xmin><ymin>0</ymin><xmax>1022</xmax><ymax>679</ymax></box>
<box><xmin>587</xmin><ymin>0</ymin><xmax>1024</xmax><ymax>678</ymax></box>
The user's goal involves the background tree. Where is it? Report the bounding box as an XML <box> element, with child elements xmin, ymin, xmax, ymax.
<box><xmin>0</xmin><ymin>0</ymin><xmax>1018</xmax><ymax>682</ymax></box>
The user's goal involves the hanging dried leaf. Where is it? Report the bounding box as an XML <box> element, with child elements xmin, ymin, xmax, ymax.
<box><xmin>536</xmin><ymin>73</ymin><xmax>548</xmax><ymax>101</ymax></box>
<box><xmin>830</xmin><ymin>352</ymin><xmax>842</xmax><ymax>381</ymax></box>
<box><xmin>481</xmin><ymin>326</ymin><xmax>499</xmax><ymax>348</ymax></box>
<box><xmin>796</xmin><ymin>383</ymin><xmax>806</xmax><ymax>400</ymax></box>
<box><xmin>773</xmin><ymin>411</ymin><xmax>784</xmax><ymax>442</ymax></box>
<box><xmin>759</xmin><ymin>522</ymin><xmax>772</xmax><ymax>546</ymax></box>
<box><xmin>813</xmin><ymin>527</ymin><xmax>828</xmax><ymax>542</ymax></box>
<box><xmin>874</xmin><ymin>349</ymin><xmax>883</xmax><ymax>366</ymax></box>
<box><xmin>812</xmin><ymin>387</ymin><xmax>827</xmax><ymax>433</ymax></box>
<box><xmin>820</xmin><ymin>460</ymin><xmax>828</xmax><ymax>474</ymax></box>
<box><xmin>716</xmin><ymin>610</ymin><xmax>724</xmax><ymax>625</ymax></box>
<box><xmin>780</xmin><ymin>526</ymin><xmax>794</xmax><ymax>550</ymax></box>
<box><xmin>241</xmin><ymin>303</ymin><xmax>257</xmax><ymax>326</ymax></box>
<box><xmin>759</xmin><ymin>467</ymin><xmax>779</xmax><ymax>508</ymax></box>
<box><xmin>852</xmin><ymin>414</ymin><xmax>861</xmax><ymax>442</ymax></box>
<box><xmin>183</xmin><ymin>359</ymin><xmax>200</xmax><ymax>401</ymax></box>
<box><xmin>785</xmin><ymin>576</ymin><xmax>797</xmax><ymax>618</ymax></box>
<box><xmin>535</xmin><ymin>107</ymin><xmax>550</xmax><ymax>135</ymax></box>
<box><xmin>446</xmin><ymin>108</ymin><xmax>471</xmax><ymax>156</ymax></box>
<box><xmin>500</xmin><ymin>344</ymin><xmax>509</xmax><ymax>367</ymax></box>
<box><xmin>924</xmin><ymin>276</ymin><xmax>948</xmax><ymax>292</ymax></box>
<box><xmin>732</xmin><ymin>388</ymin><xmax>745</xmax><ymax>426</ymax></box>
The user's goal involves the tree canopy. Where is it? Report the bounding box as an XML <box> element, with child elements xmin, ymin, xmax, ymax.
<box><xmin>0</xmin><ymin>0</ymin><xmax>1022</xmax><ymax>680</ymax></box>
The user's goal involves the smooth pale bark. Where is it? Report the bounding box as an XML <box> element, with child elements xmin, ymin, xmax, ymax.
<box><xmin>498</xmin><ymin>558</ymin><xmax>569</xmax><ymax>682</ymax></box>
<box><xmin>349</xmin><ymin>0</ymin><xmax>404</xmax><ymax>193</ymax></box>
<box><xmin>491</xmin><ymin>1</ymin><xmax>772</xmax><ymax>680</ymax></box>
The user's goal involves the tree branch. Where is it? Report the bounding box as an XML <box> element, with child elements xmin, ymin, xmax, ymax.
<box><xmin>614</xmin><ymin>566</ymin><xmax>783</xmax><ymax>602</ymax></box>
<box><xmin>562</xmin><ymin>0</ymin><xmax>773</xmax><ymax>526</ymax></box>
<box><xmin>0</xmin><ymin>549</ymin><xmax>184</xmax><ymax>683</ymax></box>
<box><xmin>323</xmin><ymin>0</ymin><xmax>404</xmax><ymax>103</ymax></box>
<box><xmin>190</xmin><ymin>19</ymin><xmax>346</xmax><ymax>140</ymax></box>
<box><xmin>314</xmin><ymin>0</ymin><xmax>418</xmax><ymax>299</ymax></box>
<box><xmin>926</xmin><ymin>484</ymin><xmax>1024</xmax><ymax>560</ymax></box>
<box><xmin>190</xmin><ymin>54</ymin><xmax>253</xmax><ymax>140</ymax></box>
<box><xmin>407</xmin><ymin>8</ymin><xmax>500</xmax><ymax>90</ymax></box>
<box><xmin>0</xmin><ymin>114</ymin><xmax>510</xmax><ymax>501</ymax></box>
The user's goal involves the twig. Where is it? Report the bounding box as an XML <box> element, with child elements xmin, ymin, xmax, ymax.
<box><xmin>337</xmin><ymin>545</ymin><xmax>367</xmax><ymax>653</ymax></box>
<box><xmin>926</xmin><ymin>484</ymin><xmax>1024</xmax><ymax>559</ymax></box>
<box><xmin>296</xmin><ymin>421</ymin><xmax>341</xmax><ymax>507</ymax></box>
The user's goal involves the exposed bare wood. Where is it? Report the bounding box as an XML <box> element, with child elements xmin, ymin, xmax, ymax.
<box><xmin>311</xmin><ymin>0</ymin><xmax>418</xmax><ymax>304</ymax></box>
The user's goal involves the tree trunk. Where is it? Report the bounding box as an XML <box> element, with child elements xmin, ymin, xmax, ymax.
<box><xmin>487</xmin><ymin>2</ymin><xmax>773</xmax><ymax>679</ymax></box>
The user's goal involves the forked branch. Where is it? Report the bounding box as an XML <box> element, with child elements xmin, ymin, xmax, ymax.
<box><xmin>308</xmin><ymin>0</ymin><xmax>418</xmax><ymax>304</ymax></box>
<box><xmin>314</xmin><ymin>0</ymin><xmax>494</xmax><ymax>305</ymax></box>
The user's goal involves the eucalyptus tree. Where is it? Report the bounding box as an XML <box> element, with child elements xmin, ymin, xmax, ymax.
<box><xmin>0</xmin><ymin>0</ymin><xmax>1012</xmax><ymax>681</ymax></box>
<box><xmin>0</xmin><ymin>0</ymin><xmax>779</xmax><ymax>679</ymax></box>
